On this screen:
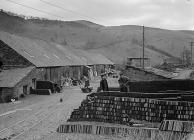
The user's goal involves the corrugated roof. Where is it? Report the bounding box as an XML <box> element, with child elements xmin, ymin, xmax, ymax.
<box><xmin>0</xmin><ymin>31</ymin><xmax>85</xmax><ymax>67</ymax></box>
<box><xmin>0</xmin><ymin>67</ymin><xmax>35</xmax><ymax>87</ymax></box>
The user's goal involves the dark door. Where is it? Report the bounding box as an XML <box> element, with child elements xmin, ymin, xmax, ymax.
<box><xmin>32</xmin><ymin>78</ymin><xmax>36</xmax><ymax>89</ymax></box>
<box><xmin>23</xmin><ymin>85</ymin><xmax>28</xmax><ymax>95</ymax></box>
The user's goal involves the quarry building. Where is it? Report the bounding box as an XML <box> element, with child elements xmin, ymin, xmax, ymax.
<box><xmin>0</xmin><ymin>31</ymin><xmax>114</xmax><ymax>102</ymax></box>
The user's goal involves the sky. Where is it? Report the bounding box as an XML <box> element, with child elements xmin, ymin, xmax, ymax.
<box><xmin>0</xmin><ymin>0</ymin><xmax>194</xmax><ymax>30</ymax></box>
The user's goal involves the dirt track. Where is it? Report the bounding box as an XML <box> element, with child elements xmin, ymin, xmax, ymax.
<box><xmin>0</xmin><ymin>78</ymin><xmax>119</xmax><ymax>140</ymax></box>
<box><xmin>0</xmin><ymin>87</ymin><xmax>87</xmax><ymax>140</ymax></box>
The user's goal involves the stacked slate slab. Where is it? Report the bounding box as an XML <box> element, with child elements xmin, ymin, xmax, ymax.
<box><xmin>57</xmin><ymin>122</ymin><xmax>159</xmax><ymax>139</ymax></box>
<box><xmin>57</xmin><ymin>122</ymin><xmax>188</xmax><ymax>140</ymax></box>
<box><xmin>36</xmin><ymin>81</ymin><xmax>55</xmax><ymax>93</ymax></box>
<box><xmin>68</xmin><ymin>91</ymin><xmax>194</xmax><ymax>124</ymax></box>
<box><xmin>159</xmin><ymin>120</ymin><xmax>194</xmax><ymax>133</ymax></box>
<box><xmin>128</xmin><ymin>80</ymin><xmax>194</xmax><ymax>93</ymax></box>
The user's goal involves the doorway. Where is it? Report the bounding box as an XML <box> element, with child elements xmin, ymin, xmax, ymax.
<box><xmin>32</xmin><ymin>78</ymin><xmax>36</xmax><ymax>89</ymax></box>
<box><xmin>23</xmin><ymin>85</ymin><xmax>28</xmax><ymax>95</ymax></box>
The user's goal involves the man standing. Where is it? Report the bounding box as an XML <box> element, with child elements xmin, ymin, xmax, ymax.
<box><xmin>99</xmin><ymin>73</ymin><xmax>109</xmax><ymax>91</ymax></box>
<box><xmin>83</xmin><ymin>75</ymin><xmax>90</xmax><ymax>88</ymax></box>
<box><xmin>118</xmin><ymin>73</ymin><xmax>129</xmax><ymax>92</ymax></box>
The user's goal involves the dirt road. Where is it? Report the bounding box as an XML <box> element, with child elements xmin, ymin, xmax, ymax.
<box><xmin>0</xmin><ymin>78</ymin><xmax>119</xmax><ymax>140</ymax></box>
<box><xmin>0</xmin><ymin>87</ymin><xmax>87</xmax><ymax>140</ymax></box>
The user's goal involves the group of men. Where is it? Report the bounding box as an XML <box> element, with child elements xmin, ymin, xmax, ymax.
<box><xmin>99</xmin><ymin>72</ymin><xmax>129</xmax><ymax>92</ymax></box>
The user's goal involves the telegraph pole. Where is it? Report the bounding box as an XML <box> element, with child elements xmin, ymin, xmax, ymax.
<box><xmin>142</xmin><ymin>26</ymin><xmax>145</xmax><ymax>69</ymax></box>
<box><xmin>183</xmin><ymin>46</ymin><xmax>186</xmax><ymax>65</ymax></box>
<box><xmin>191</xmin><ymin>42</ymin><xmax>193</xmax><ymax>67</ymax></box>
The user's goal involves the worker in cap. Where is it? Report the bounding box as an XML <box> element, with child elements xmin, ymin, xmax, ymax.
<box><xmin>83</xmin><ymin>75</ymin><xmax>90</xmax><ymax>88</ymax></box>
<box><xmin>118</xmin><ymin>72</ymin><xmax>129</xmax><ymax>92</ymax></box>
<box><xmin>99</xmin><ymin>73</ymin><xmax>109</xmax><ymax>92</ymax></box>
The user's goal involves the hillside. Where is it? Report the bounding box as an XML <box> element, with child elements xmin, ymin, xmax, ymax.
<box><xmin>0</xmin><ymin>10</ymin><xmax>194</xmax><ymax>65</ymax></box>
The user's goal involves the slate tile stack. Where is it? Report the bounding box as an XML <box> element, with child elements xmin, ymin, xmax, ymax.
<box><xmin>159</xmin><ymin>120</ymin><xmax>194</xmax><ymax>133</ymax></box>
<box><xmin>57</xmin><ymin>122</ymin><xmax>158</xmax><ymax>139</ymax></box>
<box><xmin>128</xmin><ymin>80</ymin><xmax>194</xmax><ymax>93</ymax></box>
<box><xmin>57</xmin><ymin>122</ymin><xmax>188</xmax><ymax>140</ymax></box>
<box><xmin>68</xmin><ymin>92</ymin><xmax>194</xmax><ymax>124</ymax></box>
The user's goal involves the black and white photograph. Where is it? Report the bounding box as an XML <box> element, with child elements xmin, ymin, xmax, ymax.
<box><xmin>0</xmin><ymin>0</ymin><xmax>194</xmax><ymax>139</ymax></box>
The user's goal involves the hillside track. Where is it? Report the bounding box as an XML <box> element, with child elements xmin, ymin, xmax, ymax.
<box><xmin>0</xmin><ymin>86</ymin><xmax>87</xmax><ymax>140</ymax></box>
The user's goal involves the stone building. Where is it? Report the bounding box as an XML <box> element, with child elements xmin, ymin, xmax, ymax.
<box><xmin>0</xmin><ymin>67</ymin><xmax>39</xmax><ymax>102</ymax></box>
<box><xmin>0</xmin><ymin>31</ymin><xmax>114</xmax><ymax>101</ymax></box>
<box><xmin>0</xmin><ymin>31</ymin><xmax>87</xmax><ymax>83</ymax></box>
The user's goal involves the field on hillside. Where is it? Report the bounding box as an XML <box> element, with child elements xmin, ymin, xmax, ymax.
<box><xmin>1</xmin><ymin>10</ymin><xmax>194</xmax><ymax>65</ymax></box>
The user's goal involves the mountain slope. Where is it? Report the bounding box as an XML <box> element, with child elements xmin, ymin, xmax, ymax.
<box><xmin>0</xmin><ymin>10</ymin><xmax>194</xmax><ymax>65</ymax></box>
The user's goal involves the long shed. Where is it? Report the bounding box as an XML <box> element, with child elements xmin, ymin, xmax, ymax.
<box><xmin>0</xmin><ymin>31</ymin><xmax>114</xmax><ymax>100</ymax></box>
<box><xmin>0</xmin><ymin>31</ymin><xmax>87</xmax><ymax>83</ymax></box>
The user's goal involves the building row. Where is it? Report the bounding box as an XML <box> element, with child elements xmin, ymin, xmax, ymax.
<box><xmin>0</xmin><ymin>31</ymin><xmax>114</xmax><ymax>102</ymax></box>
<box><xmin>124</xmin><ymin>57</ymin><xmax>194</xmax><ymax>82</ymax></box>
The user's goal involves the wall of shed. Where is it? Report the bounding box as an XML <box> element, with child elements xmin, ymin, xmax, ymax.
<box><xmin>95</xmin><ymin>64</ymin><xmax>112</xmax><ymax>75</ymax></box>
<box><xmin>0</xmin><ymin>40</ymin><xmax>32</xmax><ymax>68</ymax></box>
<box><xmin>13</xmin><ymin>68</ymin><xmax>42</xmax><ymax>98</ymax></box>
<box><xmin>123</xmin><ymin>67</ymin><xmax>169</xmax><ymax>82</ymax></box>
<box><xmin>39</xmin><ymin>67</ymin><xmax>63</xmax><ymax>85</ymax></box>
<box><xmin>96</xmin><ymin>64</ymin><xmax>106</xmax><ymax>75</ymax></box>
<box><xmin>69</xmin><ymin>66</ymin><xmax>83</xmax><ymax>80</ymax></box>
<box><xmin>38</xmin><ymin>66</ymin><xmax>84</xmax><ymax>85</ymax></box>
<box><xmin>0</xmin><ymin>87</ymin><xmax>14</xmax><ymax>103</ymax></box>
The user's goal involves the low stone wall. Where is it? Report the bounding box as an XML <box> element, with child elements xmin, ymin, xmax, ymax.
<box><xmin>0</xmin><ymin>87</ymin><xmax>13</xmax><ymax>103</ymax></box>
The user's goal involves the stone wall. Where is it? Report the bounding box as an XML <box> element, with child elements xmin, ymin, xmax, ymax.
<box><xmin>0</xmin><ymin>87</ymin><xmax>14</xmax><ymax>102</ymax></box>
<box><xmin>0</xmin><ymin>68</ymin><xmax>42</xmax><ymax>103</ymax></box>
<box><xmin>13</xmin><ymin>68</ymin><xmax>42</xmax><ymax>98</ymax></box>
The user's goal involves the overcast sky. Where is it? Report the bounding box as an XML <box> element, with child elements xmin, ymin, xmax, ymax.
<box><xmin>0</xmin><ymin>0</ymin><xmax>194</xmax><ymax>30</ymax></box>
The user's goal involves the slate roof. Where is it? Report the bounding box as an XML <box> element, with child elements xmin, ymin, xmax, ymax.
<box><xmin>0</xmin><ymin>67</ymin><xmax>35</xmax><ymax>87</ymax></box>
<box><xmin>68</xmin><ymin>48</ymin><xmax>114</xmax><ymax>65</ymax></box>
<box><xmin>0</xmin><ymin>31</ymin><xmax>85</xmax><ymax>67</ymax></box>
<box><xmin>0</xmin><ymin>31</ymin><xmax>114</xmax><ymax>67</ymax></box>
<box><xmin>91</xmin><ymin>53</ymin><xmax>114</xmax><ymax>65</ymax></box>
